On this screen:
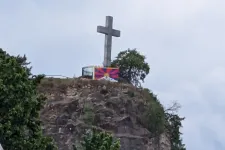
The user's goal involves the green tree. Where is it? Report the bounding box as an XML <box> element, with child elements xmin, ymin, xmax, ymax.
<box><xmin>0</xmin><ymin>49</ymin><xmax>57</xmax><ymax>150</ymax></box>
<box><xmin>74</xmin><ymin>128</ymin><xmax>120</xmax><ymax>150</ymax></box>
<box><xmin>111</xmin><ymin>49</ymin><xmax>150</xmax><ymax>87</ymax></box>
<box><xmin>141</xmin><ymin>89</ymin><xmax>186</xmax><ymax>149</ymax></box>
<box><xmin>164</xmin><ymin>102</ymin><xmax>186</xmax><ymax>150</ymax></box>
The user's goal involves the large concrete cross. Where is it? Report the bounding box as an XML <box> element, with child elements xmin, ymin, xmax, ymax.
<box><xmin>97</xmin><ymin>16</ymin><xmax>121</xmax><ymax>67</ymax></box>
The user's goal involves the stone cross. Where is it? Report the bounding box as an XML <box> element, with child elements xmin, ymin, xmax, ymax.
<box><xmin>97</xmin><ymin>16</ymin><xmax>121</xmax><ymax>67</ymax></box>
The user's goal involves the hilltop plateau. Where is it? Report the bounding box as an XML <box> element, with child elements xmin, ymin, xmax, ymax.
<box><xmin>38</xmin><ymin>78</ymin><xmax>171</xmax><ymax>150</ymax></box>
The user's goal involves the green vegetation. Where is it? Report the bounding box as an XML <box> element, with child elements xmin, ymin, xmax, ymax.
<box><xmin>165</xmin><ymin>102</ymin><xmax>186</xmax><ymax>150</ymax></box>
<box><xmin>74</xmin><ymin>128</ymin><xmax>120</xmax><ymax>150</ymax></box>
<box><xmin>111</xmin><ymin>49</ymin><xmax>150</xmax><ymax>87</ymax></box>
<box><xmin>0</xmin><ymin>49</ymin><xmax>57</xmax><ymax>150</ymax></box>
<box><xmin>83</xmin><ymin>103</ymin><xmax>95</xmax><ymax>125</ymax></box>
<box><xmin>142</xmin><ymin>89</ymin><xmax>186</xmax><ymax>150</ymax></box>
<box><xmin>141</xmin><ymin>89</ymin><xmax>165</xmax><ymax>137</ymax></box>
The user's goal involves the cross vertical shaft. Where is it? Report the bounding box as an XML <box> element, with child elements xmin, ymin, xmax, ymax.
<box><xmin>104</xmin><ymin>16</ymin><xmax>112</xmax><ymax>68</ymax></box>
<box><xmin>97</xmin><ymin>16</ymin><xmax>121</xmax><ymax>67</ymax></box>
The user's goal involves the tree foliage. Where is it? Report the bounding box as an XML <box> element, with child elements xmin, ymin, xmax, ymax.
<box><xmin>111</xmin><ymin>49</ymin><xmax>150</xmax><ymax>87</ymax></box>
<box><xmin>74</xmin><ymin>129</ymin><xmax>120</xmax><ymax>150</ymax></box>
<box><xmin>141</xmin><ymin>89</ymin><xmax>186</xmax><ymax>150</ymax></box>
<box><xmin>165</xmin><ymin>102</ymin><xmax>186</xmax><ymax>150</ymax></box>
<box><xmin>0</xmin><ymin>49</ymin><xmax>57</xmax><ymax>150</ymax></box>
<box><xmin>141</xmin><ymin>88</ymin><xmax>165</xmax><ymax>137</ymax></box>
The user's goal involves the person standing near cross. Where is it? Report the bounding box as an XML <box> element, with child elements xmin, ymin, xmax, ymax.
<box><xmin>97</xmin><ymin>16</ymin><xmax>121</xmax><ymax>67</ymax></box>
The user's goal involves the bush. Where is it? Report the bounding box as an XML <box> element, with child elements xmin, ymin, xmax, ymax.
<box><xmin>74</xmin><ymin>128</ymin><xmax>120</xmax><ymax>150</ymax></box>
<box><xmin>141</xmin><ymin>89</ymin><xmax>165</xmax><ymax>136</ymax></box>
<box><xmin>83</xmin><ymin>104</ymin><xmax>95</xmax><ymax>125</ymax></box>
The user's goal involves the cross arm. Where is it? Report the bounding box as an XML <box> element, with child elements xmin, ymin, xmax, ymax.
<box><xmin>97</xmin><ymin>26</ymin><xmax>121</xmax><ymax>37</ymax></box>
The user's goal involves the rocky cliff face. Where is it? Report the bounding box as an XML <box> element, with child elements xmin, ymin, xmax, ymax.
<box><xmin>39</xmin><ymin>78</ymin><xmax>171</xmax><ymax>150</ymax></box>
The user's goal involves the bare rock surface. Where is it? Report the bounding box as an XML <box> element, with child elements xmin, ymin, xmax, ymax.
<box><xmin>39</xmin><ymin>78</ymin><xmax>171</xmax><ymax>150</ymax></box>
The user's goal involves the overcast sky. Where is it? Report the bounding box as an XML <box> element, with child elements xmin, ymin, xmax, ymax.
<box><xmin>1</xmin><ymin>0</ymin><xmax>225</xmax><ymax>149</ymax></box>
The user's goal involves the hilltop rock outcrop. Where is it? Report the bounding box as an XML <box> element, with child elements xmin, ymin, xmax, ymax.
<box><xmin>39</xmin><ymin>78</ymin><xmax>170</xmax><ymax>150</ymax></box>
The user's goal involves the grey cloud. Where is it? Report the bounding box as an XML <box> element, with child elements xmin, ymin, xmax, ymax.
<box><xmin>1</xmin><ymin>0</ymin><xmax>225</xmax><ymax>150</ymax></box>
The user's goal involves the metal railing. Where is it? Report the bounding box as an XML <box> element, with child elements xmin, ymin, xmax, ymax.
<box><xmin>45</xmin><ymin>75</ymin><xmax>70</xmax><ymax>78</ymax></box>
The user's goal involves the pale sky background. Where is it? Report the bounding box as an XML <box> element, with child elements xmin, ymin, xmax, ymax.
<box><xmin>1</xmin><ymin>0</ymin><xmax>225</xmax><ymax>149</ymax></box>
